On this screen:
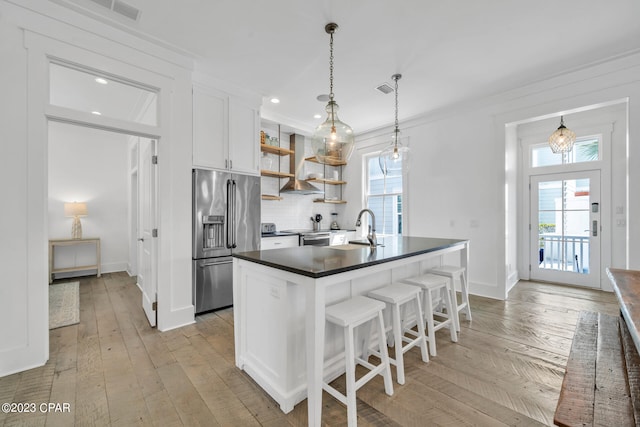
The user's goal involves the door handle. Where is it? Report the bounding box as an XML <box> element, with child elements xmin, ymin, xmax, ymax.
<box><xmin>138</xmin><ymin>238</ymin><xmax>144</xmax><ymax>242</ymax></box>
<box><xmin>232</xmin><ymin>180</ymin><xmax>237</xmax><ymax>248</ymax></box>
<box><xmin>199</xmin><ymin>260</ymin><xmax>233</xmax><ymax>267</ymax></box>
<box><xmin>226</xmin><ymin>179</ymin><xmax>233</xmax><ymax>248</ymax></box>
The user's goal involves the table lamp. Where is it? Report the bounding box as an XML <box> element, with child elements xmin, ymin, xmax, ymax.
<box><xmin>64</xmin><ymin>202</ymin><xmax>88</xmax><ymax>239</ymax></box>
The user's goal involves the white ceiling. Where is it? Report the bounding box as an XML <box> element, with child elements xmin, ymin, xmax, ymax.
<box><xmin>56</xmin><ymin>0</ymin><xmax>640</xmax><ymax>134</ymax></box>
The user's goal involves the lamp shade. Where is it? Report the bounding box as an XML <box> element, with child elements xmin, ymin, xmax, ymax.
<box><xmin>311</xmin><ymin>23</ymin><xmax>355</xmax><ymax>165</ymax></box>
<box><xmin>378</xmin><ymin>73</ymin><xmax>409</xmax><ymax>176</ymax></box>
<box><xmin>379</xmin><ymin>131</ymin><xmax>409</xmax><ymax>176</ymax></box>
<box><xmin>548</xmin><ymin>116</ymin><xmax>576</xmax><ymax>153</ymax></box>
<box><xmin>64</xmin><ymin>202</ymin><xmax>87</xmax><ymax>217</ymax></box>
<box><xmin>311</xmin><ymin>101</ymin><xmax>355</xmax><ymax>164</ymax></box>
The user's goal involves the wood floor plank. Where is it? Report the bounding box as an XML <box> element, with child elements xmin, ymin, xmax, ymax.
<box><xmin>45</xmin><ymin>325</ymin><xmax>78</xmax><ymax>427</ymax></box>
<box><xmin>187</xmin><ymin>331</ymin><xmax>293</xmax><ymax>426</ymax></box>
<box><xmin>156</xmin><ymin>361</ymin><xmax>220</xmax><ymax>426</ymax></box>
<box><xmin>0</xmin><ymin>273</ymin><xmax>624</xmax><ymax>426</ymax></box>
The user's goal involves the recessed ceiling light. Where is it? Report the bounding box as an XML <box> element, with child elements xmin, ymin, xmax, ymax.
<box><xmin>313</xmin><ymin>114</ymin><xmax>322</xmax><ymax>119</ymax></box>
<box><xmin>91</xmin><ymin>111</ymin><xmax>102</xmax><ymax>115</ymax></box>
<box><xmin>95</xmin><ymin>77</ymin><xmax>108</xmax><ymax>85</ymax></box>
<box><xmin>270</xmin><ymin>98</ymin><xmax>280</xmax><ymax>104</ymax></box>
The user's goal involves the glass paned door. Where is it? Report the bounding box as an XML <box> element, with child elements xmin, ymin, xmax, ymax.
<box><xmin>530</xmin><ymin>170</ymin><xmax>600</xmax><ymax>287</ymax></box>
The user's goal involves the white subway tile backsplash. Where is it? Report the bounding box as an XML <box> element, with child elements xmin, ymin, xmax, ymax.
<box><xmin>261</xmin><ymin>187</ymin><xmax>345</xmax><ymax>230</ymax></box>
<box><xmin>259</xmin><ymin>129</ymin><xmax>349</xmax><ymax>231</ymax></box>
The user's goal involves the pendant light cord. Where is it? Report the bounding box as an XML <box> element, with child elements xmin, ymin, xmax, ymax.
<box><xmin>328</xmin><ymin>27</ymin><xmax>336</xmax><ymax>132</ymax></box>
<box><xmin>392</xmin><ymin>74</ymin><xmax>401</xmax><ymax>145</ymax></box>
<box><xmin>329</xmin><ymin>31</ymin><xmax>334</xmax><ymax>102</ymax></box>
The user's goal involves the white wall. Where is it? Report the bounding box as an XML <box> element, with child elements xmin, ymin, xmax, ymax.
<box><xmin>345</xmin><ymin>110</ymin><xmax>502</xmax><ymax>298</ymax></box>
<box><xmin>345</xmin><ymin>52</ymin><xmax>640</xmax><ymax>300</ymax></box>
<box><xmin>48</xmin><ymin>122</ymin><xmax>130</xmax><ymax>276</ymax></box>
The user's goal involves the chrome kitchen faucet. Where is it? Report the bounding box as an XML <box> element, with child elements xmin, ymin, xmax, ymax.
<box><xmin>355</xmin><ymin>209</ymin><xmax>377</xmax><ymax>248</ymax></box>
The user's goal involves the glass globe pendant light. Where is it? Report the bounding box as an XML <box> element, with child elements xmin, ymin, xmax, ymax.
<box><xmin>311</xmin><ymin>23</ymin><xmax>355</xmax><ymax>165</ymax></box>
<box><xmin>379</xmin><ymin>74</ymin><xmax>409</xmax><ymax>176</ymax></box>
<box><xmin>548</xmin><ymin>115</ymin><xmax>576</xmax><ymax>153</ymax></box>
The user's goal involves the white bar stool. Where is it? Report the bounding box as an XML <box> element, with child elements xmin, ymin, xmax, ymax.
<box><xmin>401</xmin><ymin>273</ymin><xmax>458</xmax><ymax>356</ymax></box>
<box><xmin>367</xmin><ymin>283</ymin><xmax>429</xmax><ymax>385</ymax></box>
<box><xmin>323</xmin><ymin>296</ymin><xmax>394</xmax><ymax>426</ymax></box>
<box><xmin>429</xmin><ymin>265</ymin><xmax>472</xmax><ymax>332</ymax></box>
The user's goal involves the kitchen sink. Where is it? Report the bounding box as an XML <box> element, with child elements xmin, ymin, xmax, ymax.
<box><xmin>349</xmin><ymin>239</ymin><xmax>384</xmax><ymax>247</ymax></box>
<box><xmin>331</xmin><ymin>244</ymin><xmax>371</xmax><ymax>250</ymax></box>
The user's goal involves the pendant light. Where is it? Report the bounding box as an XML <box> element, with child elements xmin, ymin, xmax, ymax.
<box><xmin>311</xmin><ymin>23</ymin><xmax>355</xmax><ymax>165</ymax></box>
<box><xmin>548</xmin><ymin>115</ymin><xmax>576</xmax><ymax>153</ymax></box>
<box><xmin>379</xmin><ymin>74</ymin><xmax>409</xmax><ymax>176</ymax></box>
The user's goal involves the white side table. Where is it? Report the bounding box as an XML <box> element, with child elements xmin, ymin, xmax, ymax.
<box><xmin>49</xmin><ymin>237</ymin><xmax>101</xmax><ymax>283</ymax></box>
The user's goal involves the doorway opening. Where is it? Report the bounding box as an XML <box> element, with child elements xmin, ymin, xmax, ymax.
<box><xmin>48</xmin><ymin>121</ymin><xmax>158</xmax><ymax>326</ymax></box>
<box><xmin>512</xmin><ymin>102</ymin><xmax>627</xmax><ymax>293</ymax></box>
<box><xmin>529</xmin><ymin>170</ymin><xmax>601</xmax><ymax>287</ymax></box>
<box><xmin>47</xmin><ymin>57</ymin><xmax>161</xmax><ymax>327</ymax></box>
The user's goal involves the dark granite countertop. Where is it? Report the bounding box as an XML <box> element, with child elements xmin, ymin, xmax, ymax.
<box><xmin>233</xmin><ymin>236</ymin><xmax>468</xmax><ymax>278</ymax></box>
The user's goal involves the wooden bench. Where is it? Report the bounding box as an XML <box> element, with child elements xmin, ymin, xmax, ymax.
<box><xmin>554</xmin><ymin>311</ymin><xmax>640</xmax><ymax>426</ymax></box>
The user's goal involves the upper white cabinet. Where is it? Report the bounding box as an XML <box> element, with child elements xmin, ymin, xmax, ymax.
<box><xmin>193</xmin><ymin>84</ymin><xmax>260</xmax><ymax>175</ymax></box>
<box><xmin>193</xmin><ymin>85</ymin><xmax>226</xmax><ymax>170</ymax></box>
<box><xmin>229</xmin><ymin>97</ymin><xmax>260</xmax><ymax>174</ymax></box>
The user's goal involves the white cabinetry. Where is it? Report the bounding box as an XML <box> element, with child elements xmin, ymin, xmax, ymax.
<box><xmin>261</xmin><ymin>235</ymin><xmax>299</xmax><ymax>250</ymax></box>
<box><xmin>193</xmin><ymin>84</ymin><xmax>260</xmax><ymax>175</ymax></box>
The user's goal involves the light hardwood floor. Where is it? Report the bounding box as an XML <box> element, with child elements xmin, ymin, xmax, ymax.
<box><xmin>1</xmin><ymin>272</ymin><xmax>619</xmax><ymax>426</ymax></box>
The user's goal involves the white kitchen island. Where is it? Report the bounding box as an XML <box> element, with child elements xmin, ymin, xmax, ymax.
<box><xmin>232</xmin><ymin>236</ymin><xmax>469</xmax><ymax>426</ymax></box>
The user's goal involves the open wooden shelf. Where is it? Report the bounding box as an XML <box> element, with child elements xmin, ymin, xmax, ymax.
<box><xmin>306</xmin><ymin>178</ymin><xmax>347</xmax><ymax>185</ymax></box>
<box><xmin>261</xmin><ymin>194</ymin><xmax>283</xmax><ymax>201</ymax></box>
<box><xmin>261</xmin><ymin>144</ymin><xmax>293</xmax><ymax>156</ymax></box>
<box><xmin>261</xmin><ymin>170</ymin><xmax>294</xmax><ymax>178</ymax></box>
<box><xmin>305</xmin><ymin>156</ymin><xmax>347</xmax><ymax>166</ymax></box>
<box><xmin>313</xmin><ymin>199</ymin><xmax>347</xmax><ymax>204</ymax></box>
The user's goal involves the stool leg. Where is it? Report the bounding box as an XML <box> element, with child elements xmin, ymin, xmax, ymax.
<box><xmin>344</xmin><ymin>324</ymin><xmax>357</xmax><ymax>427</ymax></box>
<box><xmin>448</xmin><ymin>279</ymin><xmax>461</xmax><ymax>332</ymax></box>
<box><xmin>460</xmin><ymin>271</ymin><xmax>472</xmax><ymax>321</ymax></box>
<box><xmin>443</xmin><ymin>284</ymin><xmax>458</xmax><ymax>343</ymax></box>
<box><xmin>391</xmin><ymin>302</ymin><xmax>405</xmax><ymax>385</ymax></box>
<box><xmin>361</xmin><ymin>315</ymin><xmax>376</xmax><ymax>362</ymax></box>
<box><xmin>413</xmin><ymin>295</ymin><xmax>429</xmax><ymax>363</ymax></box>
<box><xmin>424</xmin><ymin>289</ymin><xmax>437</xmax><ymax>356</ymax></box>
<box><xmin>377</xmin><ymin>312</ymin><xmax>394</xmax><ymax>396</ymax></box>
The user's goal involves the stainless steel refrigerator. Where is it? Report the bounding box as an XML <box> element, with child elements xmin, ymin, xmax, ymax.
<box><xmin>192</xmin><ymin>169</ymin><xmax>261</xmax><ymax>313</ymax></box>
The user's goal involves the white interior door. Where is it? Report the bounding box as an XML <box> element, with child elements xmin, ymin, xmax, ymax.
<box><xmin>530</xmin><ymin>170</ymin><xmax>601</xmax><ymax>287</ymax></box>
<box><xmin>139</xmin><ymin>138</ymin><xmax>158</xmax><ymax>326</ymax></box>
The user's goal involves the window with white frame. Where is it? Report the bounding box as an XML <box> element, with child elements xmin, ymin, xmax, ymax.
<box><xmin>530</xmin><ymin>136</ymin><xmax>601</xmax><ymax>168</ymax></box>
<box><xmin>364</xmin><ymin>154</ymin><xmax>403</xmax><ymax>236</ymax></box>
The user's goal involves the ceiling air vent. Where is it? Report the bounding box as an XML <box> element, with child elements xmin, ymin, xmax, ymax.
<box><xmin>375</xmin><ymin>82</ymin><xmax>394</xmax><ymax>95</ymax></box>
<box><xmin>87</xmin><ymin>0</ymin><xmax>141</xmax><ymax>21</ymax></box>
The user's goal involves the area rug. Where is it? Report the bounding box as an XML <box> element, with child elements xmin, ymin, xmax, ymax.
<box><xmin>49</xmin><ymin>281</ymin><xmax>80</xmax><ymax>329</ymax></box>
